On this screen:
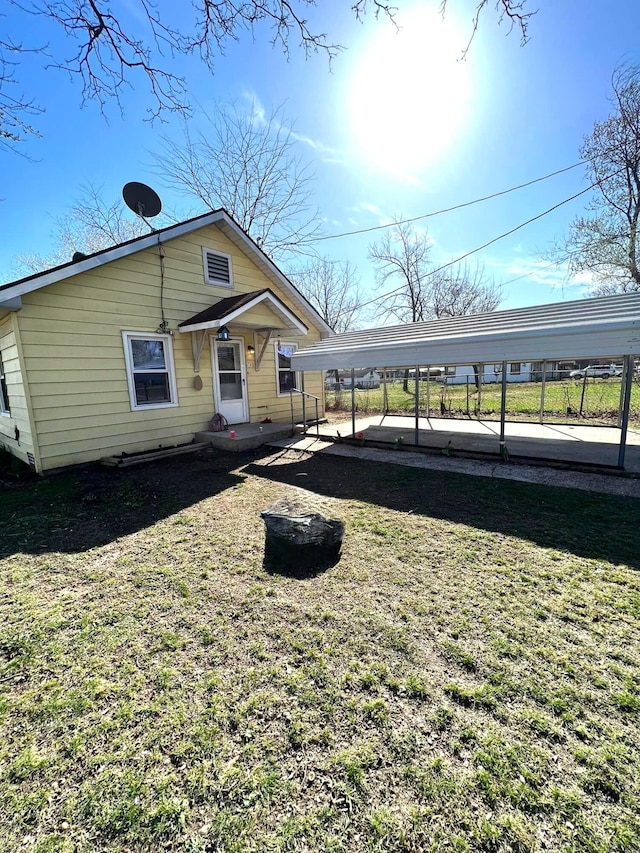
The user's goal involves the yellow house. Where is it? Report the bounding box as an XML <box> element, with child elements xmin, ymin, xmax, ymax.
<box><xmin>0</xmin><ymin>210</ymin><xmax>332</xmax><ymax>473</ymax></box>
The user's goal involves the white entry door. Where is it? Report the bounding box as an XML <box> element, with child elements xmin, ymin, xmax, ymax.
<box><xmin>212</xmin><ymin>339</ymin><xmax>248</xmax><ymax>424</ymax></box>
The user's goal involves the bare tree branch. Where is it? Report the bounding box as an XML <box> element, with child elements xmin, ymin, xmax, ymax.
<box><xmin>3</xmin><ymin>1</ymin><xmax>535</xmax><ymax>149</ymax></box>
<box><xmin>289</xmin><ymin>258</ymin><xmax>364</xmax><ymax>331</ymax></box>
<box><xmin>441</xmin><ymin>0</ymin><xmax>535</xmax><ymax>58</ymax></box>
<box><xmin>153</xmin><ymin>102</ymin><xmax>322</xmax><ymax>263</ymax></box>
<box><xmin>0</xmin><ymin>34</ymin><xmax>43</xmax><ymax>151</ymax></box>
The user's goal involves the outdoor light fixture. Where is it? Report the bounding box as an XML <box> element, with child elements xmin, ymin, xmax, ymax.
<box><xmin>217</xmin><ymin>325</ymin><xmax>231</xmax><ymax>341</ymax></box>
<box><xmin>247</xmin><ymin>344</ymin><xmax>255</xmax><ymax>355</ymax></box>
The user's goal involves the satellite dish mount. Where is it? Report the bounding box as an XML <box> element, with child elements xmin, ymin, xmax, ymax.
<box><xmin>122</xmin><ymin>182</ymin><xmax>162</xmax><ymax>231</ymax></box>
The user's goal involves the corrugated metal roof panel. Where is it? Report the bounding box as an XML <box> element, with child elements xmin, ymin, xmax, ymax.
<box><xmin>291</xmin><ymin>292</ymin><xmax>640</xmax><ymax>371</ymax></box>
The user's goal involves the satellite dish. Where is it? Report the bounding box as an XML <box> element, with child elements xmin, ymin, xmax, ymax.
<box><xmin>122</xmin><ymin>182</ymin><xmax>162</xmax><ymax>218</ymax></box>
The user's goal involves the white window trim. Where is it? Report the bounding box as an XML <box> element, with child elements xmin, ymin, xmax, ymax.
<box><xmin>275</xmin><ymin>341</ymin><xmax>300</xmax><ymax>397</ymax></box>
<box><xmin>122</xmin><ymin>331</ymin><xmax>179</xmax><ymax>411</ymax></box>
<box><xmin>202</xmin><ymin>247</ymin><xmax>233</xmax><ymax>288</ymax></box>
<box><xmin>0</xmin><ymin>352</ymin><xmax>9</xmax><ymax>416</ymax></box>
<box><xmin>510</xmin><ymin>362</ymin><xmax>521</xmax><ymax>375</ymax></box>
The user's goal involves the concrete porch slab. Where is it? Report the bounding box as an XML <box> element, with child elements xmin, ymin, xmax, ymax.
<box><xmin>196</xmin><ymin>421</ymin><xmax>295</xmax><ymax>452</ymax></box>
<box><xmin>306</xmin><ymin>415</ymin><xmax>640</xmax><ymax>472</ymax></box>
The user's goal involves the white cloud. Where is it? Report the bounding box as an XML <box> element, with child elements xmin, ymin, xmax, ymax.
<box><xmin>488</xmin><ymin>255</ymin><xmax>594</xmax><ymax>293</ymax></box>
<box><xmin>352</xmin><ymin>201</ymin><xmax>384</xmax><ymax>217</ymax></box>
<box><xmin>239</xmin><ymin>89</ymin><xmax>348</xmax><ymax>165</ymax></box>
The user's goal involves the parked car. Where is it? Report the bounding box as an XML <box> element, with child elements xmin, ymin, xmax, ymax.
<box><xmin>568</xmin><ymin>364</ymin><xmax>622</xmax><ymax>380</ymax></box>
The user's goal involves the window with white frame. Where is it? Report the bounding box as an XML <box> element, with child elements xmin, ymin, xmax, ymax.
<box><xmin>275</xmin><ymin>341</ymin><xmax>299</xmax><ymax>395</ymax></box>
<box><xmin>444</xmin><ymin>365</ymin><xmax>456</xmax><ymax>376</ymax></box>
<box><xmin>202</xmin><ymin>248</ymin><xmax>233</xmax><ymax>287</ymax></box>
<box><xmin>510</xmin><ymin>362</ymin><xmax>521</xmax><ymax>375</ymax></box>
<box><xmin>122</xmin><ymin>332</ymin><xmax>178</xmax><ymax>411</ymax></box>
<box><xmin>0</xmin><ymin>351</ymin><xmax>10</xmax><ymax>415</ymax></box>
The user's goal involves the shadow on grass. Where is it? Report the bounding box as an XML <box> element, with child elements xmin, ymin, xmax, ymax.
<box><xmin>263</xmin><ymin>540</ymin><xmax>342</xmax><ymax>578</ymax></box>
<box><xmin>0</xmin><ymin>451</ymin><xmax>245</xmax><ymax>557</ymax></box>
<box><xmin>242</xmin><ymin>451</ymin><xmax>640</xmax><ymax>570</ymax></box>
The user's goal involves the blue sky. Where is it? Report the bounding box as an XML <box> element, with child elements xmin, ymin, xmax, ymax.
<box><xmin>2</xmin><ymin>0</ymin><xmax>640</xmax><ymax>318</ymax></box>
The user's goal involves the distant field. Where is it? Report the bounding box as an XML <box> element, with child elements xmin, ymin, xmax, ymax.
<box><xmin>327</xmin><ymin>377</ymin><xmax>640</xmax><ymax>425</ymax></box>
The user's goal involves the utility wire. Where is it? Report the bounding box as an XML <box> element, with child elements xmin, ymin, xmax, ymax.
<box><xmin>358</xmin><ymin>171</ymin><xmax>621</xmax><ymax>312</ymax></box>
<box><xmin>311</xmin><ymin>159</ymin><xmax>590</xmax><ymax>244</ymax></box>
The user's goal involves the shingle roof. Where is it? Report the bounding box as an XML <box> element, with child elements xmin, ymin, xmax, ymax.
<box><xmin>178</xmin><ymin>290</ymin><xmax>269</xmax><ymax>328</ymax></box>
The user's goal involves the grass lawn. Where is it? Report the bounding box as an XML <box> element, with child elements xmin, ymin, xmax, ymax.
<box><xmin>1</xmin><ymin>449</ymin><xmax>639</xmax><ymax>852</ymax></box>
<box><xmin>328</xmin><ymin>378</ymin><xmax>640</xmax><ymax>425</ymax></box>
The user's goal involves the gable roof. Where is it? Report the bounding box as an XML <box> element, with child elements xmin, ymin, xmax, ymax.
<box><xmin>0</xmin><ymin>209</ymin><xmax>333</xmax><ymax>336</ymax></box>
<box><xmin>178</xmin><ymin>288</ymin><xmax>308</xmax><ymax>335</ymax></box>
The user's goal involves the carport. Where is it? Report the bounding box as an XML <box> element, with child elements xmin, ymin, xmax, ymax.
<box><xmin>291</xmin><ymin>292</ymin><xmax>640</xmax><ymax>469</ymax></box>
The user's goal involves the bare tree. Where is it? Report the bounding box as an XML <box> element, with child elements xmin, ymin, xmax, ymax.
<box><xmin>13</xmin><ymin>183</ymin><xmax>167</xmax><ymax>275</ymax></box>
<box><xmin>3</xmin><ymin>1</ymin><xmax>534</xmax><ymax>150</ymax></box>
<box><xmin>559</xmin><ymin>65</ymin><xmax>640</xmax><ymax>295</ymax></box>
<box><xmin>368</xmin><ymin>221</ymin><xmax>433</xmax><ymax>324</ymax></box>
<box><xmin>154</xmin><ymin>103</ymin><xmax>321</xmax><ymax>263</ymax></box>
<box><xmin>369</xmin><ymin>221</ymin><xmax>501</xmax><ymax>389</ymax></box>
<box><xmin>430</xmin><ymin>261</ymin><xmax>502</xmax><ymax>317</ymax></box>
<box><xmin>290</xmin><ymin>258</ymin><xmax>364</xmax><ymax>332</ymax></box>
<box><xmin>369</xmin><ymin>222</ymin><xmax>501</xmax><ymax>321</ymax></box>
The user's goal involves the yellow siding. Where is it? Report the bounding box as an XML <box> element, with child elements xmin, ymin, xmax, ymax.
<box><xmin>16</xmin><ymin>223</ymin><xmax>325</xmax><ymax>471</ymax></box>
<box><xmin>0</xmin><ymin>314</ymin><xmax>37</xmax><ymax>469</ymax></box>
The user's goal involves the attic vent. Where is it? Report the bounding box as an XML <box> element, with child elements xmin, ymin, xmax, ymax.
<box><xmin>203</xmin><ymin>248</ymin><xmax>232</xmax><ymax>287</ymax></box>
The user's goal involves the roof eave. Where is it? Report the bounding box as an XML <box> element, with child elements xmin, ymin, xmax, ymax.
<box><xmin>0</xmin><ymin>209</ymin><xmax>333</xmax><ymax>339</ymax></box>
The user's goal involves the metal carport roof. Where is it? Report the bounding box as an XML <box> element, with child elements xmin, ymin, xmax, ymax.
<box><xmin>290</xmin><ymin>292</ymin><xmax>640</xmax><ymax>372</ymax></box>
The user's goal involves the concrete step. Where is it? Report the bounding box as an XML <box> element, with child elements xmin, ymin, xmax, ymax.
<box><xmin>196</xmin><ymin>421</ymin><xmax>294</xmax><ymax>452</ymax></box>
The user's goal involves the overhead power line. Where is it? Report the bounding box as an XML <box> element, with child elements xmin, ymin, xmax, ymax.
<box><xmin>312</xmin><ymin>159</ymin><xmax>590</xmax><ymax>244</ymax></box>
<box><xmin>358</xmin><ymin>171</ymin><xmax>621</xmax><ymax>312</ymax></box>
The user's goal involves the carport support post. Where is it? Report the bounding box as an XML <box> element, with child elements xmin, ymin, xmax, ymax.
<box><xmin>499</xmin><ymin>361</ymin><xmax>508</xmax><ymax>457</ymax></box>
<box><xmin>382</xmin><ymin>368</ymin><xmax>389</xmax><ymax>414</ymax></box>
<box><xmin>617</xmin><ymin>354</ymin><xmax>633</xmax><ymax>468</ymax></box>
<box><xmin>540</xmin><ymin>360</ymin><xmax>547</xmax><ymax>424</ymax></box>
<box><xmin>351</xmin><ymin>368</ymin><xmax>356</xmax><ymax>438</ymax></box>
<box><xmin>414</xmin><ymin>365</ymin><xmax>420</xmax><ymax>446</ymax></box>
<box><xmin>301</xmin><ymin>372</ymin><xmax>307</xmax><ymax>434</ymax></box>
<box><xmin>426</xmin><ymin>367</ymin><xmax>430</xmax><ymax>416</ymax></box>
<box><xmin>618</xmin><ymin>360</ymin><xmax>628</xmax><ymax>428</ymax></box>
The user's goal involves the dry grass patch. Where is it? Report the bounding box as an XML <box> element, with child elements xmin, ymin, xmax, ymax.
<box><xmin>1</xmin><ymin>449</ymin><xmax>639</xmax><ymax>852</ymax></box>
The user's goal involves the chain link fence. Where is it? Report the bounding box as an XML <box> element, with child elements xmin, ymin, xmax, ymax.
<box><xmin>325</xmin><ymin>359</ymin><xmax>640</xmax><ymax>427</ymax></box>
